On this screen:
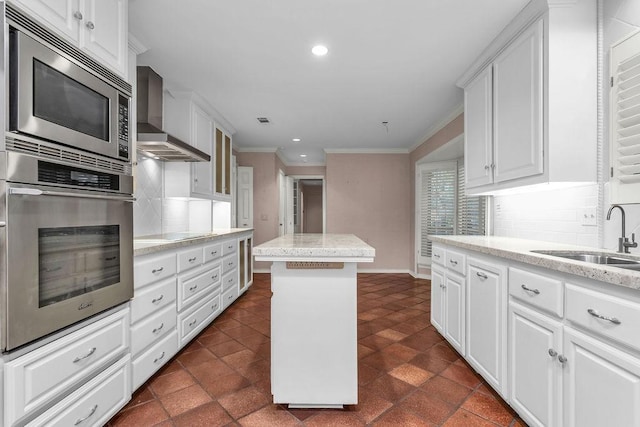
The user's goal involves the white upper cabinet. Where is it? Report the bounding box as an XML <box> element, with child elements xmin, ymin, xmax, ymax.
<box><xmin>458</xmin><ymin>0</ymin><xmax>597</xmax><ymax>194</ymax></box>
<box><xmin>10</xmin><ymin>0</ymin><xmax>128</xmax><ymax>77</ymax></box>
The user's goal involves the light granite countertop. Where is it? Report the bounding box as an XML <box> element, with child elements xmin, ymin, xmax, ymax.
<box><xmin>429</xmin><ymin>235</ymin><xmax>640</xmax><ymax>290</ymax></box>
<box><xmin>134</xmin><ymin>228</ymin><xmax>253</xmax><ymax>256</ymax></box>
<box><xmin>253</xmin><ymin>233</ymin><xmax>375</xmax><ymax>262</ymax></box>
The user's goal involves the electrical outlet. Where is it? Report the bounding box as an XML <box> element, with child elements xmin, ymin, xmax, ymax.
<box><xmin>580</xmin><ymin>207</ymin><xmax>597</xmax><ymax>226</ymax></box>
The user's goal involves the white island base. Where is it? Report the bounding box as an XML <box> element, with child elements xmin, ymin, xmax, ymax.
<box><xmin>253</xmin><ymin>234</ymin><xmax>375</xmax><ymax>408</ymax></box>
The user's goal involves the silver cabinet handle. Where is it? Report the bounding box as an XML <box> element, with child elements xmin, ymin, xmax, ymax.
<box><xmin>433</xmin><ymin>254</ymin><xmax>441</xmax><ymax>259</ymax></box>
<box><xmin>73</xmin><ymin>347</ymin><xmax>97</xmax><ymax>363</ymax></box>
<box><xmin>212</xmin><ymin>303</ymin><xmax>218</xmax><ymax>310</ymax></box>
<box><xmin>228</xmin><ymin>294</ymin><xmax>233</xmax><ymax>300</ymax></box>
<box><xmin>228</xmin><ymin>261</ymin><xmax>234</xmax><ymax>266</ymax></box>
<box><xmin>153</xmin><ymin>352</ymin><xmax>165</xmax><ymax>364</ymax></box>
<box><xmin>189</xmin><ymin>285</ymin><xmax>198</xmax><ymax>292</ymax></box>
<box><xmin>9</xmin><ymin>187</ymin><xmax>135</xmax><ymax>202</ymax></box>
<box><xmin>152</xmin><ymin>295</ymin><xmax>164</xmax><ymax>304</ymax></box>
<box><xmin>211</xmin><ymin>251</ymin><xmax>218</xmax><ymax>256</ymax></box>
<box><xmin>548</xmin><ymin>348</ymin><xmax>557</xmax><ymax>358</ymax></box>
<box><xmin>189</xmin><ymin>319</ymin><xmax>197</xmax><ymax>327</ymax></box>
<box><xmin>521</xmin><ymin>284</ymin><xmax>540</xmax><ymax>295</ymax></box>
<box><xmin>0</xmin><ymin>221</ymin><xmax>5</xmax><ymax>227</ymax></box>
<box><xmin>484</xmin><ymin>165</ymin><xmax>490</xmax><ymax>171</ymax></box>
<box><xmin>449</xmin><ymin>259</ymin><xmax>458</xmax><ymax>266</ymax></box>
<box><xmin>73</xmin><ymin>11</ymin><xmax>83</xmax><ymax>20</ymax></box>
<box><xmin>188</xmin><ymin>257</ymin><xmax>197</xmax><ymax>262</ymax></box>
<box><xmin>558</xmin><ymin>355</ymin><xmax>567</xmax><ymax>364</ymax></box>
<box><xmin>212</xmin><ymin>275</ymin><xmax>218</xmax><ymax>280</ymax></box>
<box><xmin>152</xmin><ymin>323</ymin><xmax>164</xmax><ymax>334</ymax></box>
<box><xmin>587</xmin><ymin>308</ymin><xmax>621</xmax><ymax>325</ymax></box>
<box><xmin>152</xmin><ymin>267</ymin><xmax>164</xmax><ymax>274</ymax></box>
<box><xmin>476</xmin><ymin>272</ymin><xmax>488</xmax><ymax>280</ymax></box>
<box><xmin>105</xmin><ymin>256</ymin><xmax>117</xmax><ymax>261</ymax></box>
<box><xmin>85</xmin><ymin>21</ymin><xmax>95</xmax><ymax>30</ymax></box>
<box><xmin>74</xmin><ymin>404</ymin><xmax>97</xmax><ymax>425</ymax></box>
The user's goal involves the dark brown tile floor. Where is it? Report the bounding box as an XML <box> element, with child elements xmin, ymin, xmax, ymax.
<box><xmin>108</xmin><ymin>273</ymin><xmax>527</xmax><ymax>426</ymax></box>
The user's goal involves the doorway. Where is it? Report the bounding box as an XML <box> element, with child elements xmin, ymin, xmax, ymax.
<box><xmin>279</xmin><ymin>174</ymin><xmax>326</xmax><ymax>234</ymax></box>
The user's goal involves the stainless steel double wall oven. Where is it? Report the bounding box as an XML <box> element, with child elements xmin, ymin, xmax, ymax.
<box><xmin>1</xmin><ymin>4</ymin><xmax>134</xmax><ymax>352</ymax></box>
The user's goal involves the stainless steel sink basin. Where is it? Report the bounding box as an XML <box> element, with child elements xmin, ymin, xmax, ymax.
<box><xmin>531</xmin><ymin>250</ymin><xmax>640</xmax><ymax>271</ymax></box>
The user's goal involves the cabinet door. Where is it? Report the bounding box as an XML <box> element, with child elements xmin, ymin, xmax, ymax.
<box><xmin>430</xmin><ymin>265</ymin><xmax>445</xmax><ymax>334</ymax></box>
<box><xmin>237</xmin><ymin>167</ymin><xmax>254</xmax><ymax>227</ymax></box>
<box><xmin>191</xmin><ymin>105</ymin><xmax>213</xmax><ymax>196</ymax></box>
<box><xmin>509</xmin><ymin>302</ymin><xmax>563</xmax><ymax>427</ymax></box>
<box><xmin>464</xmin><ymin>66</ymin><xmax>494</xmax><ymax>188</ymax></box>
<box><xmin>563</xmin><ymin>327</ymin><xmax>640</xmax><ymax>427</ymax></box>
<box><xmin>493</xmin><ymin>19</ymin><xmax>543</xmax><ymax>184</ymax></box>
<box><xmin>80</xmin><ymin>0</ymin><xmax>127</xmax><ymax>76</ymax></box>
<box><xmin>467</xmin><ymin>259</ymin><xmax>507</xmax><ymax>396</ymax></box>
<box><xmin>444</xmin><ymin>272</ymin><xmax>465</xmax><ymax>355</ymax></box>
<box><xmin>12</xmin><ymin>0</ymin><xmax>79</xmax><ymax>42</ymax></box>
<box><xmin>215</xmin><ymin>128</ymin><xmax>224</xmax><ymax>194</ymax></box>
<box><xmin>224</xmin><ymin>134</ymin><xmax>232</xmax><ymax>195</ymax></box>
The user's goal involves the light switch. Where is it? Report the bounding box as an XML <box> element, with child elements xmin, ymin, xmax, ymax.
<box><xmin>580</xmin><ymin>207</ymin><xmax>597</xmax><ymax>226</ymax></box>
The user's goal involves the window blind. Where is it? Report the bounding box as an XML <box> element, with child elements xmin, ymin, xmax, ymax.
<box><xmin>457</xmin><ymin>166</ymin><xmax>487</xmax><ymax>235</ymax></box>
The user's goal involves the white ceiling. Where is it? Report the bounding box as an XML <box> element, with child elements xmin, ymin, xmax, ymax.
<box><xmin>129</xmin><ymin>0</ymin><xmax>530</xmax><ymax>165</ymax></box>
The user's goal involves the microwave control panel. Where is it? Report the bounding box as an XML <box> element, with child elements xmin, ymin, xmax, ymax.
<box><xmin>118</xmin><ymin>94</ymin><xmax>130</xmax><ymax>160</ymax></box>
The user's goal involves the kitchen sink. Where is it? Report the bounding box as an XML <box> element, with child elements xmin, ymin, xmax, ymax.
<box><xmin>531</xmin><ymin>250</ymin><xmax>640</xmax><ymax>271</ymax></box>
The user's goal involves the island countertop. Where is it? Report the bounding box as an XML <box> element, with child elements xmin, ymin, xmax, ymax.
<box><xmin>253</xmin><ymin>233</ymin><xmax>375</xmax><ymax>262</ymax></box>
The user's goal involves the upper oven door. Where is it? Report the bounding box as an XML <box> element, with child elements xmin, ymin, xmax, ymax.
<box><xmin>9</xmin><ymin>30</ymin><xmax>129</xmax><ymax>161</ymax></box>
<box><xmin>4</xmin><ymin>183</ymin><xmax>133</xmax><ymax>351</ymax></box>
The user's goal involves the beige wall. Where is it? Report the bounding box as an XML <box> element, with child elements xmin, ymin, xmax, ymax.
<box><xmin>287</xmin><ymin>165</ymin><xmax>326</xmax><ymax>176</ymax></box>
<box><xmin>326</xmin><ymin>153</ymin><xmax>412</xmax><ymax>271</ymax></box>
<box><xmin>301</xmin><ymin>184</ymin><xmax>323</xmax><ymax>233</ymax></box>
<box><xmin>409</xmin><ymin>113</ymin><xmax>464</xmax><ymax>275</ymax></box>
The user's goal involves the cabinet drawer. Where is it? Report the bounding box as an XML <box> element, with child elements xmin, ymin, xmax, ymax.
<box><xmin>178</xmin><ymin>291</ymin><xmax>221</xmax><ymax>348</ymax></box>
<box><xmin>134</xmin><ymin>252</ymin><xmax>177</xmax><ymax>288</ymax></box>
<box><xmin>509</xmin><ymin>267</ymin><xmax>563</xmax><ymax>317</ymax></box>
<box><xmin>222</xmin><ymin>253</ymin><xmax>237</xmax><ymax>274</ymax></box>
<box><xmin>222</xmin><ymin>270</ymin><xmax>238</xmax><ymax>292</ymax></box>
<box><xmin>432</xmin><ymin>246</ymin><xmax>445</xmax><ymax>265</ymax></box>
<box><xmin>178</xmin><ymin>247</ymin><xmax>204</xmax><ymax>272</ymax></box>
<box><xmin>445</xmin><ymin>249</ymin><xmax>466</xmax><ymax>276</ymax></box>
<box><xmin>26</xmin><ymin>355</ymin><xmax>130</xmax><ymax>427</ymax></box>
<box><xmin>204</xmin><ymin>243</ymin><xmax>223</xmax><ymax>263</ymax></box>
<box><xmin>566</xmin><ymin>283</ymin><xmax>640</xmax><ymax>352</ymax></box>
<box><xmin>130</xmin><ymin>277</ymin><xmax>176</xmax><ymax>324</ymax></box>
<box><xmin>222</xmin><ymin>239</ymin><xmax>237</xmax><ymax>255</ymax></box>
<box><xmin>222</xmin><ymin>286</ymin><xmax>239</xmax><ymax>310</ymax></box>
<box><xmin>131</xmin><ymin>304</ymin><xmax>177</xmax><ymax>358</ymax></box>
<box><xmin>178</xmin><ymin>263</ymin><xmax>221</xmax><ymax>311</ymax></box>
<box><xmin>132</xmin><ymin>330</ymin><xmax>178</xmax><ymax>391</ymax></box>
<box><xmin>4</xmin><ymin>309</ymin><xmax>129</xmax><ymax>425</ymax></box>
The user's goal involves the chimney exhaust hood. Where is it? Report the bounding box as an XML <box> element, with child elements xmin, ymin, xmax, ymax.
<box><xmin>136</xmin><ymin>66</ymin><xmax>211</xmax><ymax>162</ymax></box>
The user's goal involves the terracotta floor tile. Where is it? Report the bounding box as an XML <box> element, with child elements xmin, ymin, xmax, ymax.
<box><xmin>359</xmin><ymin>334</ymin><xmax>395</xmax><ymax>351</ymax></box>
<box><xmin>202</xmin><ymin>372</ymin><xmax>251</xmax><ymax>398</ymax></box>
<box><xmin>364</xmin><ymin>374</ymin><xmax>415</xmax><ymax>403</ymax></box>
<box><xmin>181</xmin><ymin>338</ymin><xmax>204</xmax><ymax>354</ymax></box>
<box><xmin>358</xmin><ymin>344</ymin><xmax>376</xmax><ymax>359</ymax></box>
<box><xmin>305</xmin><ymin>411</ymin><xmax>366</xmax><ymax>426</ymax></box>
<box><xmin>381</xmin><ymin>343</ymin><xmax>420</xmax><ymax>362</ymax></box>
<box><xmin>429</xmin><ymin>342</ymin><xmax>462</xmax><ymax>362</ymax></box>
<box><xmin>353</xmin><ymin>389</ymin><xmax>394</xmax><ymax>424</ymax></box>
<box><xmin>159</xmin><ymin>383</ymin><xmax>212</xmax><ymax>417</ymax></box>
<box><xmin>420</xmin><ymin>375</ymin><xmax>473</xmax><ymax>405</ymax></box>
<box><xmin>208</xmin><ymin>339</ymin><xmax>248</xmax><ymax>357</ymax></box>
<box><xmin>398</xmin><ymin>389</ymin><xmax>456</xmax><ymax>424</ymax></box>
<box><xmin>172</xmin><ymin>402</ymin><xmax>233</xmax><ymax>427</ymax></box>
<box><xmin>409</xmin><ymin>353</ymin><xmax>452</xmax><ymax>374</ymax></box>
<box><xmin>153</xmin><ymin>358</ymin><xmax>183</xmax><ymax>377</ymax></box>
<box><xmin>371</xmin><ymin>407</ymin><xmax>436</xmax><ymax>427</ymax></box>
<box><xmin>197</xmin><ymin>330</ymin><xmax>234</xmax><ymax>347</ymax></box>
<box><xmin>109</xmin><ymin>401</ymin><xmax>169</xmax><ymax>426</ymax></box>
<box><xmin>187</xmin><ymin>358</ymin><xmax>235</xmax><ymax>382</ymax></box>
<box><xmin>222</xmin><ymin>348</ymin><xmax>261</xmax><ymax>368</ymax></box>
<box><xmin>149</xmin><ymin>369</ymin><xmax>196</xmax><ymax>397</ymax></box>
<box><xmin>237</xmin><ymin>405</ymin><xmax>300</xmax><ymax>427</ymax></box>
<box><xmin>217</xmin><ymin>386</ymin><xmax>270</xmax><ymax>419</ymax></box>
<box><xmin>287</xmin><ymin>407</ymin><xmax>320</xmax><ymax>421</ymax></box>
<box><xmin>440</xmin><ymin>363</ymin><xmax>483</xmax><ymax>389</ymax></box>
<box><xmin>361</xmin><ymin>351</ymin><xmax>406</xmax><ymax>371</ymax></box>
<box><xmin>123</xmin><ymin>386</ymin><xmax>154</xmax><ymax>410</ymax></box>
<box><xmin>376</xmin><ymin>328</ymin><xmax>408</xmax><ymax>342</ymax></box>
<box><xmin>389</xmin><ymin>363</ymin><xmax>433</xmax><ymax>386</ymax></box>
<box><xmin>236</xmin><ymin>358</ymin><xmax>271</xmax><ymax>383</ymax></box>
<box><xmin>462</xmin><ymin>391</ymin><xmax>516</xmax><ymax>426</ymax></box>
<box><xmin>442</xmin><ymin>408</ymin><xmax>500</xmax><ymax>427</ymax></box>
<box><xmin>176</xmin><ymin>347</ymin><xmax>217</xmax><ymax>368</ymax></box>
<box><xmin>215</xmin><ymin>318</ymin><xmax>242</xmax><ymax>330</ymax></box>
<box><xmin>358</xmin><ymin>363</ymin><xmax>383</xmax><ymax>386</ymax></box>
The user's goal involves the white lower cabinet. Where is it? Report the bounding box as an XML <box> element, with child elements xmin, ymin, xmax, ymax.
<box><xmin>178</xmin><ymin>291</ymin><xmax>222</xmax><ymax>347</ymax></box>
<box><xmin>509</xmin><ymin>301</ymin><xmax>563</xmax><ymax>427</ymax></box>
<box><xmin>466</xmin><ymin>257</ymin><xmax>507</xmax><ymax>397</ymax></box>
<box><xmin>132</xmin><ymin>331</ymin><xmax>178</xmax><ymax>390</ymax></box>
<box><xmin>27</xmin><ymin>354</ymin><xmax>131</xmax><ymax>427</ymax></box>
<box><xmin>430</xmin><ymin>265</ymin><xmax>445</xmax><ymax>333</ymax></box>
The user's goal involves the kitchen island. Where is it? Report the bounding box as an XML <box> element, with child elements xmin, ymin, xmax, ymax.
<box><xmin>253</xmin><ymin>234</ymin><xmax>375</xmax><ymax>408</ymax></box>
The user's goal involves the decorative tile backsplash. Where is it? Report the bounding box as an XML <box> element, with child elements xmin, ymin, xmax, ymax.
<box><xmin>133</xmin><ymin>157</ymin><xmax>163</xmax><ymax>237</ymax></box>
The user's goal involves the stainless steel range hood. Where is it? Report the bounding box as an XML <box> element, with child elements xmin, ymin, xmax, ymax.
<box><xmin>136</xmin><ymin>66</ymin><xmax>211</xmax><ymax>162</ymax></box>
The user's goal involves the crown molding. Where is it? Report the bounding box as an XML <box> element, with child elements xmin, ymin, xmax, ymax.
<box><xmin>409</xmin><ymin>103</ymin><xmax>464</xmax><ymax>153</ymax></box>
<box><xmin>234</xmin><ymin>146</ymin><xmax>279</xmax><ymax>153</ymax></box>
<box><xmin>128</xmin><ymin>33</ymin><xmax>148</xmax><ymax>55</ymax></box>
<box><xmin>323</xmin><ymin>148</ymin><xmax>409</xmax><ymax>154</ymax></box>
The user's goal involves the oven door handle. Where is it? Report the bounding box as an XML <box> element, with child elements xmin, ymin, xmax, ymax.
<box><xmin>9</xmin><ymin>188</ymin><xmax>136</xmax><ymax>202</ymax></box>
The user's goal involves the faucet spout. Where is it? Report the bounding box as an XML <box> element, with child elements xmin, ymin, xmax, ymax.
<box><xmin>606</xmin><ymin>204</ymin><xmax>625</xmax><ymax>239</ymax></box>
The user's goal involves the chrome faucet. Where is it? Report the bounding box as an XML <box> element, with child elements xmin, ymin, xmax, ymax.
<box><xmin>606</xmin><ymin>204</ymin><xmax>638</xmax><ymax>254</ymax></box>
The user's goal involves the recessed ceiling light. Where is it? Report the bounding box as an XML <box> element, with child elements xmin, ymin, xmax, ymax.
<box><xmin>300</xmin><ymin>154</ymin><xmax>307</xmax><ymax>158</ymax></box>
<box><xmin>292</xmin><ymin>138</ymin><xmax>301</xmax><ymax>142</ymax></box>
<box><xmin>312</xmin><ymin>45</ymin><xmax>328</xmax><ymax>56</ymax></box>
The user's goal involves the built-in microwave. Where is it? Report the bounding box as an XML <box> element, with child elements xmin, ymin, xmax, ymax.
<box><xmin>8</xmin><ymin>29</ymin><xmax>131</xmax><ymax>161</ymax></box>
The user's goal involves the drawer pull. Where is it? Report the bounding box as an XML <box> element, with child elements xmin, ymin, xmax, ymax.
<box><xmin>73</xmin><ymin>347</ymin><xmax>97</xmax><ymax>363</ymax></box>
<box><xmin>189</xmin><ymin>319</ymin><xmax>197</xmax><ymax>327</ymax></box>
<box><xmin>476</xmin><ymin>272</ymin><xmax>488</xmax><ymax>280</ymax></box>
<box><xmin>153</xmin><ymin>351</ymin><xmax>165</xmax><ymax>364</ymax></box>
<box><xmin>558</xmin><ymin>355</ymin><xmax>568</xmax><ymax>364</ymax></box>
<box><xmin>449</xmin><ymin>259</ymin><xmax>458</xmax><ymax>266</ymax></box>
<box><xmin>211</xmin><ymin>250</ymin><xmax>218</xmax><ymax>255</ymax></box>
<box><xmin>433</xmin><ymin>254</ymin><xmax>441</xmax><ymax>259</ymax></box>
<box><xmin>548</xmin><ymin>348</ymin><xmax>557</xmax><ymax>358</ymax></box>
<box><xmin>188</xmin><ymin>257</ymin><xmax>197</xmax><ymax>262</ymax></box>
<box><xmin>189</xmin><ymin>285</ymin><xmax>198</xmax><ymax>292</ymax></box>
<box><xmin>587</xmin><ymin>308</ymin><xmax>621</xmax><ymax>325</ymax></box>
<box><xmin>153</xmin><ymin>323</ymin><xmax>164</xmax><ymax>334</ymax></box>
<box><xmin>228</xmin><ymin>278</ymin><xmax>233</xmax><ymax>283</ymax></box>
<box><xmin>212</xmin><ymin>275</ymin><xmax>218</xmax><ymax>280</ymax></box>
<box><xmin>212</xmin><ymin>303</ymin><xmax>218</xmax><ymax>310</ymax></box>
<box><xmin>152</xmin><ymin>294</ymin><xmax>164</xmax><ymax>304</ymax></box>
<box><xmin>105</xmin><ymin>256</ymin><xmax>117</xmax><ymax>261</ymax></box>
<box><xmin>228</xmin><ymin>262</ymin><xmax>234</xmax><ymax>266</ymax></box>
<box><xmin>521</xmin><ymin>284</ymin><xmax>540</xmax><ymax>295</ymax></box>
<box><xmin>228</xmin><ymin>294</ymin><xmax>233</xmax><ymax>300</ymax></box>
<box><xmin>74</xmin><ymin>404</ymin><xmax>98</xmax><ymax>425</ymax></box>
<box><xmin>152</xmin><ymin>267</ymin><xmax>164</xmax><ymax>274</ymax></box>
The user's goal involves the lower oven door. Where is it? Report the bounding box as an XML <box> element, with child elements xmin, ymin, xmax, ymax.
<box><xmin>5</xmin><ymin>183</ymin><xmax>133</xmax><ymax>351</ymax></box>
